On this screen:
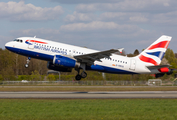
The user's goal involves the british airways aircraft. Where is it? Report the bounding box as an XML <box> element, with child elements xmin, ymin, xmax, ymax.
<box><xmin>5</xmin><ymin>35</ymin><xmax>172</xmax><ymax>80</ymax></box>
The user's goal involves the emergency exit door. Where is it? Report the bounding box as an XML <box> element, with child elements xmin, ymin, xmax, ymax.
<box><xmin>130</xmin><ymin>59</ymin><xmax>136</xmax><ymax>71</ymax></box>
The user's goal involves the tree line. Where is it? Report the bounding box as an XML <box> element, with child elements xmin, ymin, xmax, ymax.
<box><xmin>0</xmin><ymin>48</ymin><xmax>176</xmax><ymax>81</ymax></box>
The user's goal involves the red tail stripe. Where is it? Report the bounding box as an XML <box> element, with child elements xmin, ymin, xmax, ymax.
<box><xmin>148</xmin><ymin>41</ymin><xmax>168</xmax><ymax>50</ymax></box>
<box><xmin>26</xmin><ymin>40</ymin><xmax>48</xmax><ymax>44</ymax></box>
<box><xmin>139</xmin><ymin>55</ymin><xmax>158</xmax><ymax>65</ymax></box>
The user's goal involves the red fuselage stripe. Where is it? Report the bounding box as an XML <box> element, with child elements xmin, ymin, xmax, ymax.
<box><xmin>26</xmin><ymin>40</ymin><xmax>48</xmax><ymax>44</ymax></box>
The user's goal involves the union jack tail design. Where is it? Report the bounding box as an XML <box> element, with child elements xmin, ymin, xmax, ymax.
<box><xmin>138</xmin><ymin>35</ymin><xmax>172</xmax><ymax>66</ymax></box>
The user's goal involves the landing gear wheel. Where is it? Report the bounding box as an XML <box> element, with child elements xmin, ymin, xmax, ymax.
<box><xmin>75</xmin><ymin>74</ymin><xmax>82</xmax><ymax>81</ymax></box>
<box><xmin>81</xmin><ymin>71</ymin><xmax>87</xmax><ymax>78</ymax></box>
<box><xmin>25</xmin><ymin>64</ymin><xmax>29</xmax><ymax>68</ymax></box>
<box><xmin>25</xmin><ymin>57</ymin><xmax>31</xmax><ymax>68</ymax></box>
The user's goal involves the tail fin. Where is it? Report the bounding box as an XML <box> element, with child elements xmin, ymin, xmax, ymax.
<box><xmin>138</xmin><ymin>35</ymin><xmax>172</xmax><ymax>66</ymax></box>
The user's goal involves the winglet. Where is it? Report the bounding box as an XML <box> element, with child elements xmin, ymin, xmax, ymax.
<box><xmin>118</xmin><ymin>48</ymin><xmax>124</xmax><ymax>54</ymax></box>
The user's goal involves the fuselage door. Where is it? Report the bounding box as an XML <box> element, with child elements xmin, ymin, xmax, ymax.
<box><xmin>130</xmin><ymin>59</ymin><xmax>136</xmax><ymax>71</ymax></box>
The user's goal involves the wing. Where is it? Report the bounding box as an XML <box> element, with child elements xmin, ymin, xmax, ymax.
<box><xmin>74</xmin><ymin>48</ymin><xmax>124</xmax><ymax>65</ymax></box>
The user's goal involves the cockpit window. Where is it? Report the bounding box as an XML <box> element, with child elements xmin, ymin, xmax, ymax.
<box><xmin>14</xmin><ymin>39</ymin><xmax>23</xmax><ymax>43</ymax></box>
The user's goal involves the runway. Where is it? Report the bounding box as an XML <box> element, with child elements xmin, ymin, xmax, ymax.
<box><xmin>0</xmin><ymin>91</ymin><xmax>177</xmax><ymax>99</ymax></box>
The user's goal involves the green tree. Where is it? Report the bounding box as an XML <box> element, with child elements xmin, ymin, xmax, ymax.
<box><xmin>164</xmin><ymin>48</ymin><xmax>177</xmax><ymax>68</ymax></box>
<box><xmin>30</xmin><ymin>70</ymin><xmax>41</xmax><ymax>81</ymax></box>
<box><xmin>47</xmin><ymin>74</ymin><xmax>56</xmax><ymax>81</ymax></box>
<box><xmin>133</xmin><ymin>49</ymin><xmax>139</xmax><ymax>55</ymax></box>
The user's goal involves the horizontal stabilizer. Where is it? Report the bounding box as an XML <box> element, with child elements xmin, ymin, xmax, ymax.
<box><xmin>146</xmin><ymin>65</ymin><xmax>171</xmax><ymax>70</ymax></box>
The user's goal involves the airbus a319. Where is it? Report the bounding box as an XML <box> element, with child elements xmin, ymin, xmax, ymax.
<box><xmin>5</xmin><ymin>35</ymin><xmax>172</xmax><ymax>80</ymax></box>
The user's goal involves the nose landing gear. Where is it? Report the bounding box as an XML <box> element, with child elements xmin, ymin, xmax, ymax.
<box><xmin>25</xmin><ymin>57</ymin><xmax>31</xmax><ymax>68</ymax></box>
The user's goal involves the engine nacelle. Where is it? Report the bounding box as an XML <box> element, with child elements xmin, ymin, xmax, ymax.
<box><xmin>53</xmin><ymin>55</ymin><xmax>80</xmax><ymax>68</ymax></box>
<box><xmin>47</xmin><ymin>62</ymin><xmax>72</xmax><ymax>72</ymax></box>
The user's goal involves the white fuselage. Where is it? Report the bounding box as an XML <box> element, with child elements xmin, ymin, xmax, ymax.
<box><xmin>5</xmin><ymin>37</ymin><xmax>159</xmax><ymax>74</ymax></box>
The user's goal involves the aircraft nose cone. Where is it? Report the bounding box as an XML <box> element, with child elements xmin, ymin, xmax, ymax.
<box><xmin>5</xmin><ymin>42</ymin><xmax>11</xmax><ymax>50</ymax></box>
<box><xmin>5</xmin><ymin>43</ymin><xmax>8</xmax><ymax>48</ymax></box>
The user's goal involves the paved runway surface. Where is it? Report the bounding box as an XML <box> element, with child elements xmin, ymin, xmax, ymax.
<box><xmin>0</xmin><ymin>91</ymin><xmax>177</xmax><ymax>99</ymax></box>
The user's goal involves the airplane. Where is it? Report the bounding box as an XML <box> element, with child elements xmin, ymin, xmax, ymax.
<box><xmin>5</xmin><ymin>35</ymin><xmax>172</xmax><ymax>80</ymax></box>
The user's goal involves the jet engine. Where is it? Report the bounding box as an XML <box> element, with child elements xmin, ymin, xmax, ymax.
<box><xmin>47</xmin><ymin>61</ymin><xmax>72</xmax><ymax>72</ymax></box>
<box><xmin>53</xmin><ymin>55</ymin><xmax>80</xmax><ymax>68</ymax></box>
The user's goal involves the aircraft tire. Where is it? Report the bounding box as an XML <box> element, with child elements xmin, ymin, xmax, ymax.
<box><xmin>25</xmin><ymin>64</ymin><xmax>29</xmax><ymax>68</ymax></box>
<box><xmin>75</xmin><ymin>74</ymin><xmax>82</xmax><ymax>81</ymax></box>
<box><xmin>81</xmin><ymin>71</ymin><xmax>87</xmax><ymax>78</ymax></box>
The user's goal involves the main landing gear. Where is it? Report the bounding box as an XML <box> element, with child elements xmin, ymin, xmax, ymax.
<box><xmin>75</xmin><ymin>69</ymin><xmax>87</xmax><ymax>81</ymax></box>
<box><xmin>25</xmin><ymin>57</ymin><xmax>31</xmax><ymax>68</ymax></box>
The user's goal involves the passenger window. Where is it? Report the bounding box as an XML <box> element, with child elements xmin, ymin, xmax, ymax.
<box><xmin>20</xmin><ymin>40</ymin><xmax>22</xmax><ymax>43</ymax></box>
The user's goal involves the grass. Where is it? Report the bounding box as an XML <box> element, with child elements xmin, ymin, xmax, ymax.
<box><xmin>0</xmin><ymin>99</ymin><xmax>177</xmax><ymax>120</ymax></box>
<box><xmin>1</xmin><ymin>86</ymin><xmax>177</xmax><ymax>91</ymax></box>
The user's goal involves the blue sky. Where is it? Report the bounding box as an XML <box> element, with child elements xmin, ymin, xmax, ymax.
<box><xmin>1</xmin><ymin>0</ymin><xmax>177</xmax><ymax>53</ymax></box>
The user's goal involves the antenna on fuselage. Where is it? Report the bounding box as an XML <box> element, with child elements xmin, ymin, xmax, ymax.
<box><xmin>34</xmin><ymin>36</ymin><xmax>36</xmax><ymax>38</ymax></box>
